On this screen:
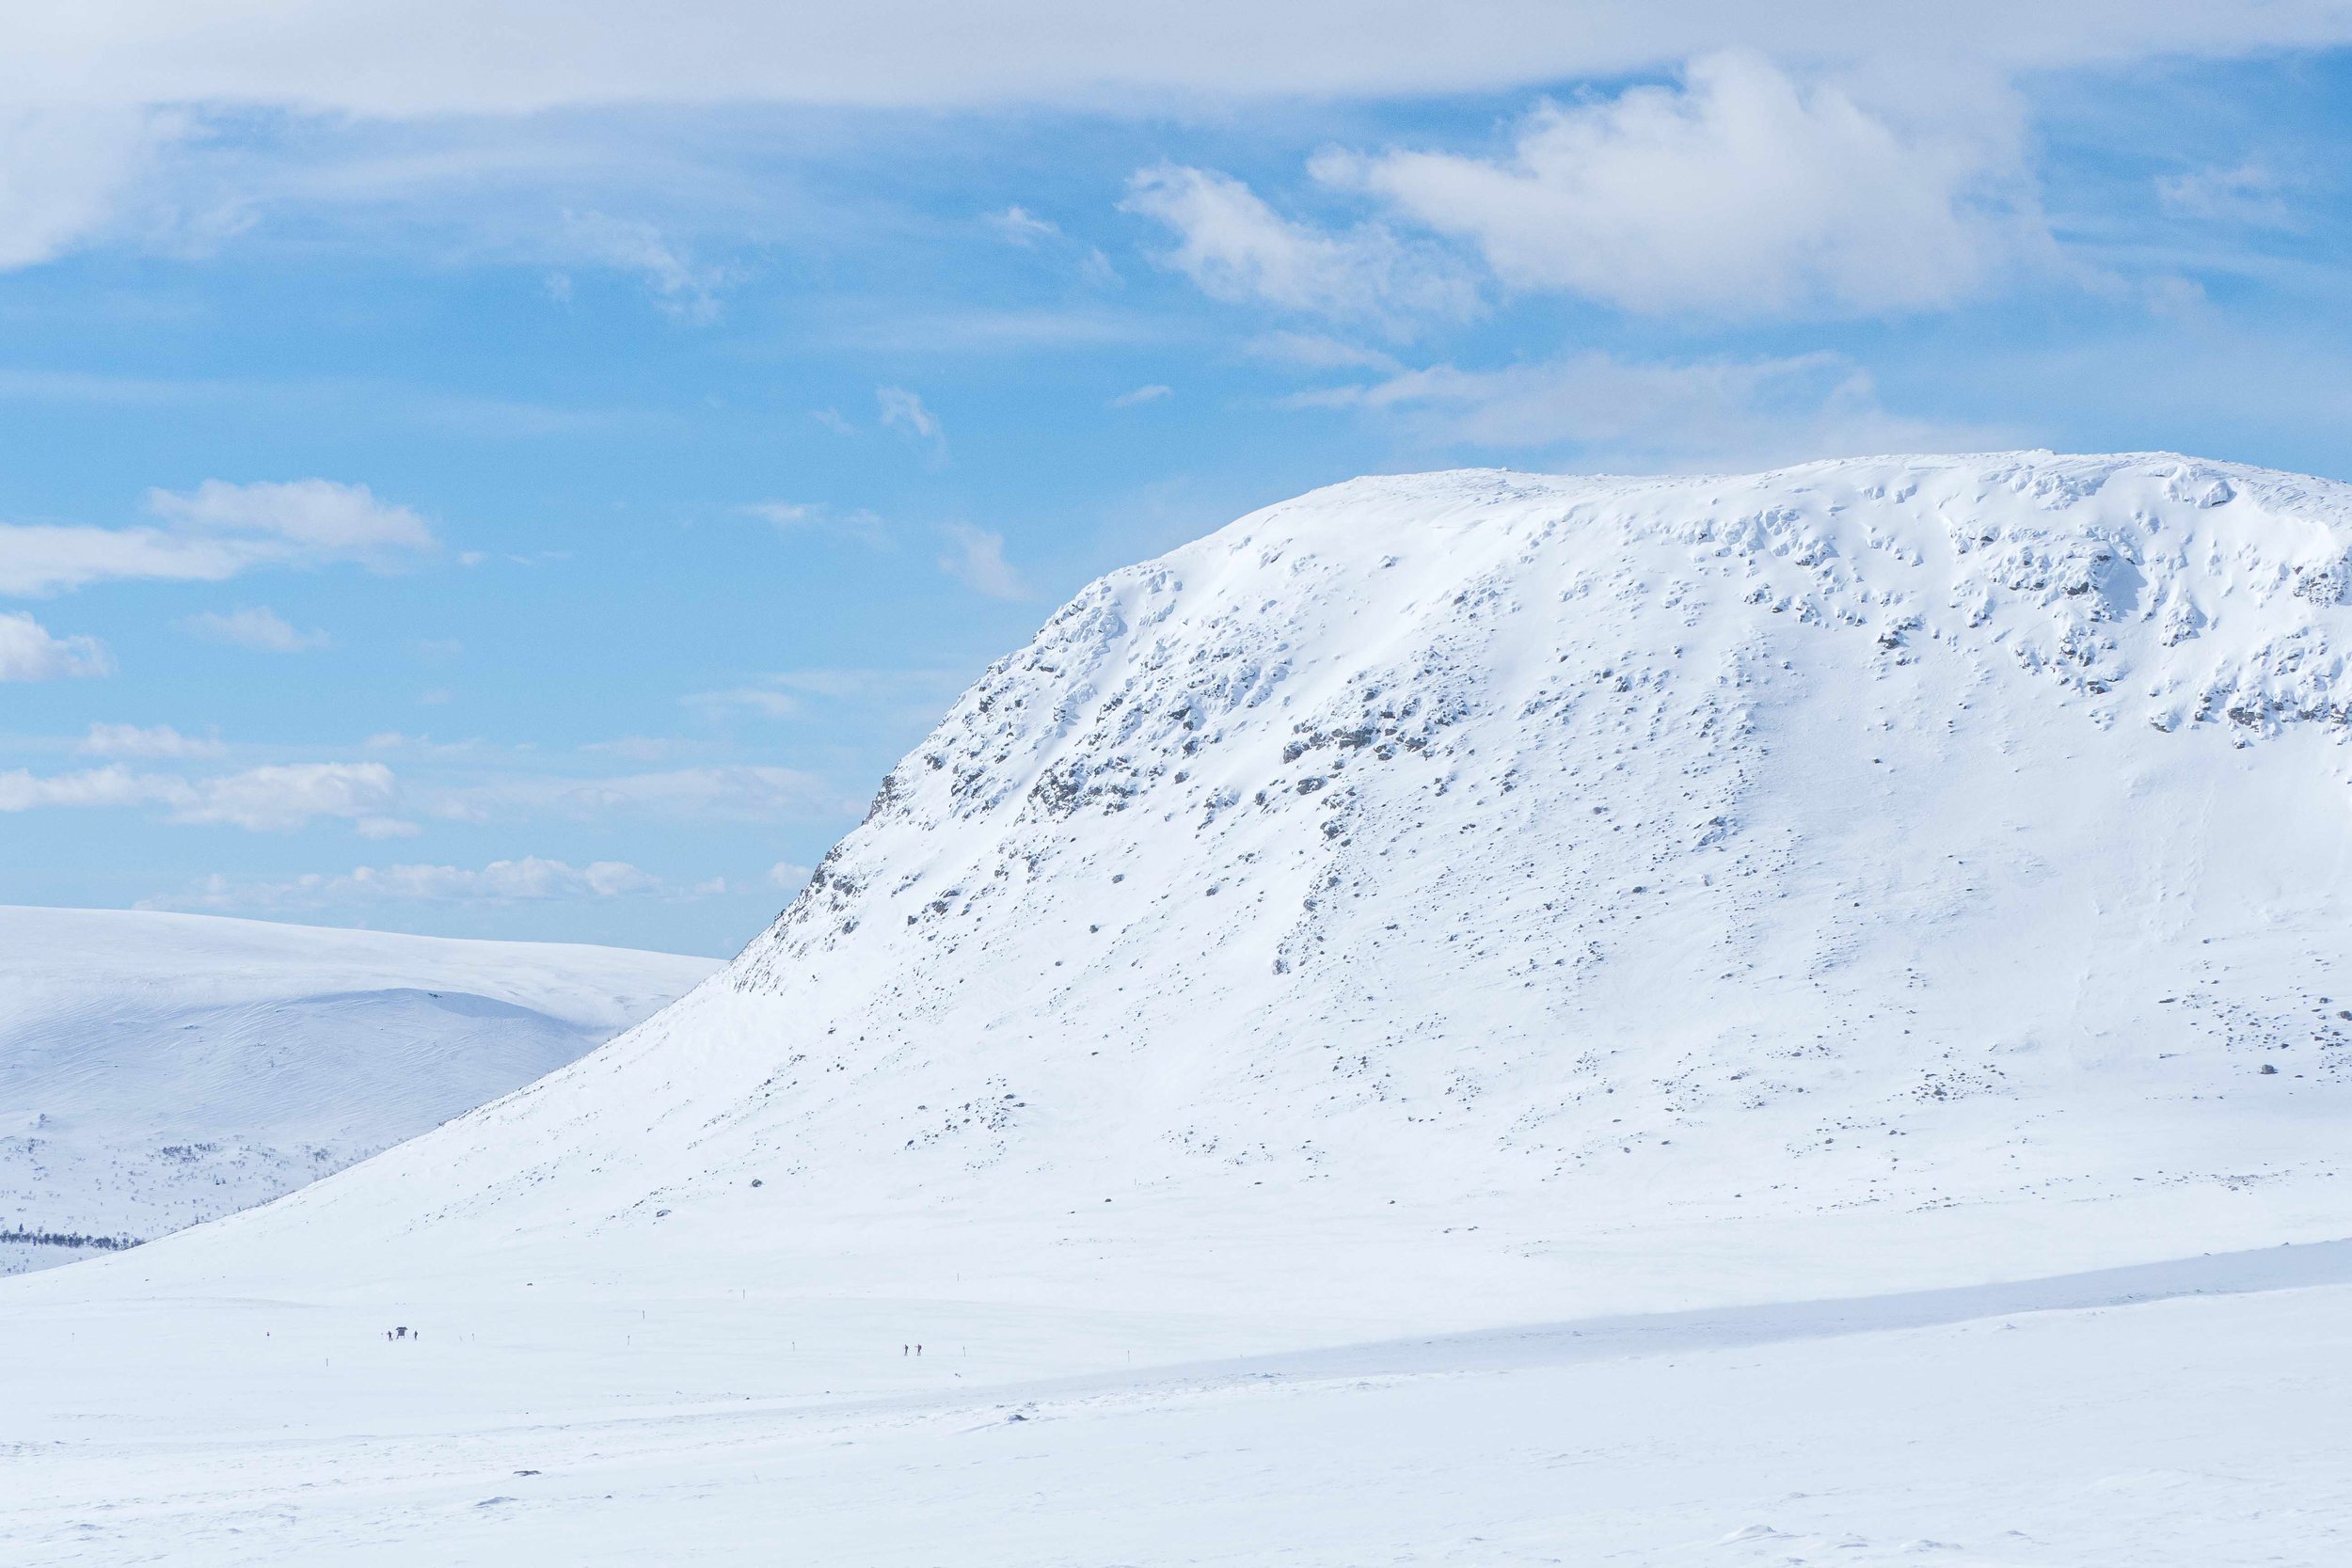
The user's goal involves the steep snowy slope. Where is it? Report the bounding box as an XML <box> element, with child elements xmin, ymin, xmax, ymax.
<box><xmin>0</xmin><ymin>908</ymin><xmax>717</xmax><ymax>1273</ymax></box>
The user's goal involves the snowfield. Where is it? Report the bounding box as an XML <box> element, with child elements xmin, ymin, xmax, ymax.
<box><xmin>0</xmin><ymin>907</ymin><xmax>718</xmax><ymax>1274</ymax></box>
<box><xmin>8</xmin><ymin>451</ymin><xmax>2352</xmax><ymax>1563</ymax></box>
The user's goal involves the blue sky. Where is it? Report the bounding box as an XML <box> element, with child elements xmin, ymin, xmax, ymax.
<box><xmin>3</xmin><ymin>8</ymin><xmax>2350</xmax><ymax>955</ymax></box>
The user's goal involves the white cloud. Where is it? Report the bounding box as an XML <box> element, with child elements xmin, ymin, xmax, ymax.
<box><xmin>1244</xmin><ymin>332</ymin><xmax>1405</xmax><ymax>373</ymax></box>
<box><xmin>0</xmin><ymin>610</ymin><xmax>110</xmax><ymax>680</ymax></box>
<box><xmin>1296</xmin><ymin>348</ymin><xmax>1997</xmax><ymax>468</ymax></box>
<box><xmin>1110</xmin><ymin>383</ymin><xmax>1172</xmax><ymax>407</ymax></box>
<box><xmin>578</xmin><ymin>735</ymin><xmax>689</xmax><ymax>761</ymax></box>
<box><xmin>687</xmin><ymin>686</ymin><xmax>802</xmax><ymax>719</ymax></box>
<box><xmin>1122</xmin><ymin>164</ymin><xmax>1476</xmax><ymax>326</ymax></box>
<box><xmin>175</xmin><ymin>761</ymin><xmax>405</xmax><ymax>832</ymax></box>
<box><xmin>1320</xmin><ymin>53</ymin><xmax>2042</xmax><ymax>319</ymax></box>
<box><xmin>688</xmin><ymin>666</ymin><xmax>964</xmax><ymax>724</ymax></box>
<box><xmin>0</xmin><ymin>479</ymin><xmax>437</xmax><ymax>596</ymax></box>
<box><xmin>0</xmin><ymin>765</ymin><xmax>155</xmax><ymax>813</ymax></box>
<box><xmin>359</xmin><ymin>856</ymin><xmax>661</xmax><ymax>899</ymax></box>
<box><xmin>987</xmin><ymin>205</ymin><xmax>1059</xmax><ymax>244</ymax></box>
<box><xmin>0</xmin><ymin>2</ymin><xmax>2331</xmax><ymax>286</ymax></box>
<box><xmin>0</xmin><ymin>106</ymin><xmax>183</xmax><ymax>269</ymax></box>
<box><xmin>2157</xmin><ymin>162</ymin><xmax>2295</xmax><ymax>228</ymax></box>
<box><xmin>145</xmin><ymin>855</ymin><xmax>694</xmax><ymax>912</ymax></box>
<box><xmin>741</xmin><ymin>501</ymin><xmax>885</xmax><ymax>542</ymax></box>
<box><xmin>428</xmin><ymin>764</ymin><xmax>841</xmax><ymax>823</ymax></box>
<box><xmin>0</xmin><ymin>759</ymin><xmax>402</xmax><ymax>832</ymax></box>
<box><xmin>937</xmin><ymin>522</ymin><xmax>1029</xmax><ymax>601</ymax></box>
<box><xmin>147</xmin><ymin>477</ymin><xmax>436</xmax><ymax>553</ymax></box>
<box><xmin>768</xmin><ymin>860</ymin><xmax>814</xmax><ymax>890</ymax></box>
<box><xmin>0</xmin><ymin>5</ymin><xmax>2338</xmax><ymax>119</ymax></box>
<box><xmin>562</xmin><ymin>210</ymin><xmax>728</xmax><ymax>321</ymax></box>
<box><xmin>877</xmin><ymin>385</ymin><xmax>946</xmax><ymax>456</ymax></box>
<box><xmin>181</xmin><ymin>605</ymin><xmax>331</xmax><ymax>652</ymax></box>
<box><xmin>0</xmin><ymin>522</ymin><xmax>247</xmax><ymax>597</ymax></box>
<box><xmin>78</xmin><ymin>721</ymin><xmax>223</xmax><ymax>759</ymax></box>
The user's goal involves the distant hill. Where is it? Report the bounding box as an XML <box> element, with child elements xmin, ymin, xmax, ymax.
<box><xmin>0</xmin><ymin>906</ymin><xmax>716</xmax><ymax>1273</ymax></box>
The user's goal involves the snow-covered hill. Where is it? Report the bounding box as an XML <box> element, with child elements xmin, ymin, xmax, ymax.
<box><xmin>0</xmin><ymin>908</ymin><xmax>717</xmax><ymax>1273</ymax></box>
<box><xmin>8</xmin><ymin>451</ymin><xmax>2352</xmax><ymax>1563</ymax></box>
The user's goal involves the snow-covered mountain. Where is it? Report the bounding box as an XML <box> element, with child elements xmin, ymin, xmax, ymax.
<box><xmin>112</xmin><ymin>450</ymin><xmax>2344</xmax><ymax>1307</ymax></box>
<box><xmin>8</xmin><ymin>452</ymin><xmax>2352</xmax><ymax>1564</ymax></box>
<box><xmin>0</xmin><ymin>907</ymin><xmax>717</xmax><ymax>1274</ymax></box>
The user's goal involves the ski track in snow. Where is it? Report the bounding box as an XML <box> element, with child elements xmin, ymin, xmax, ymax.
<box><xmin>10</xmin><ymin>452</ymin><xmax>2352</xmax><ymax>1561</ymax></box>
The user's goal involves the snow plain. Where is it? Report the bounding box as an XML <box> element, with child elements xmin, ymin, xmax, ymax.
<box><xmin>0</xmin><ymin>907</ymin><xmax>717</xmax><ymax>1273</ymax></box>
<box><xmin>8</xmin><ymin>452</ymin><xmax>2352</xmax><ymax>1563</ymax></box>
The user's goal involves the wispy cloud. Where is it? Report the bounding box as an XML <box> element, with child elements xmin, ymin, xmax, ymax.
<box><xmin>1110</xmin><ymin>383</ymin><xmax>1172</xmax><ymax>407</ymax></box>
<box><xmin>877</xmin><ymin>385</ymin><xmax>946</xmax><ymax>459</ymax></box>
<box><xmin>181</xmin><ymin>605</ymin><xmax>331</xmax><ymax>652</ymax></box>
<box><xmin>144</xmin><ymin>856</ymin><xmax>719</xmax><ymax>913</ymax></box>
<box><xmin>740</xmin><ymin>500</ymin><xmax>885</xmax><ymax>543</ymax></box>
<box><xmin>1295</xmin><ymin>347</ymin><xmax>1998</xmax><ymax>469</ymax></box>
<box><xmin>562</xmin><ymin>209</ymin><xmax>730</xmax><ymax>321</ymax></box>
<box><xmin>78</xmin><ymin>721</ymin><xmax>223</xmax><ymax>759</ymax></box>
<box><xmin>1244</xmin><ymin>332</ymin><xmax>1404</xmax><ymax>373</ymax></box>
<box><xmin>0</xmin><ymin>106</ymin><xmax>185</xmax><ymax>271</ymax></box>
<box><xmin>937</xmin><ymin>522</ymin><xmax>1029</xmax><ymax>600</ymax></box>
<box><xmin>2157</xmin><ymin>162</ymin><xmax>2296</xmax><ymax>228</ymax></box>
<box><xmin>1123</xmin><ymin>163</ymin><xmax>1477</xmax><ymax>329</ymax></box>
<box><xmin>986</xmin><ymin>205</ymin><xmax>1059</xmax><ymax>245</ymax></box>
<box><xmin>0</xmin><ymin>479</ymin><xmax>437</xmax><ymax>596</ymax></box>
<box><xmin>0</xmin><ymin>610</ymin><xmax>110</xmax><ymax>680</ymax></box>
<box><xmin>686</xmin><ymin>686</ymin><xmax>803</xmax><ymax>719</ymax></box>
<box><xmin>427</xmin><ymin>764</ymin><xmax>844</xmax><ymax>823</ymax></box>
<box><xmin>0</xmin><ymin>760</ymin><xmax>407</xmax><ymax>834</ymax></box>
<box><xmin>687</xmin><ymin>665</ymin><xmax>967</xmax><ymax>723</ymax></box>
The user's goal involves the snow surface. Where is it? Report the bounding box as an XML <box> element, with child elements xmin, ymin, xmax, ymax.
<box><xmin>8</xmin><ymin>452</ymin><xmax>2352</xmax><ymax>1562</ymax></box>
<box><xmin>0</xmin><ymin>907</ymin><xmax>717</xmax><ymax>1273</ymax></box>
